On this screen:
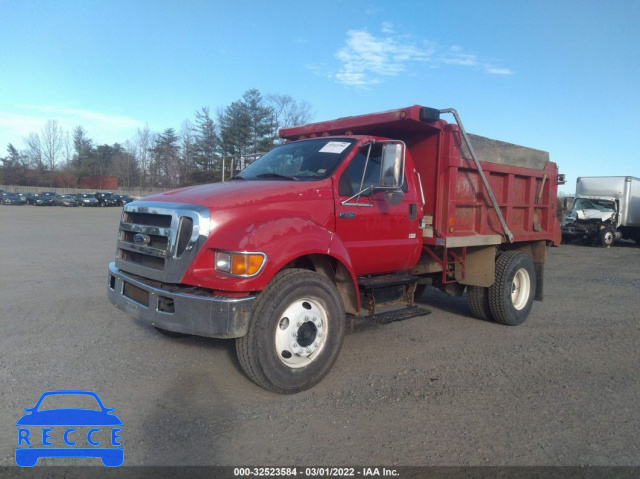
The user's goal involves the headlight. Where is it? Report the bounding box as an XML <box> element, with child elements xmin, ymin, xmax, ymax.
<box><xmin>215</xmin><ymin>251</ymin><xmax>266</xmax><ymax>277</ymax></box>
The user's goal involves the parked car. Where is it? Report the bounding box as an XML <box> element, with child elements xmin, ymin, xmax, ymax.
<box><xmin>77</xmin><ymin>193</ymin><xmax>99</xmax><ymax>207</ymax></box>
<box><xmin>114</xmin><ymin>194</ymin><xmax>135</xmax><ymax>206</ymax></box>
<box><xmin>33</xmin><ymin>192</ymin><xmax>56</xmax><ymax>206</ymax></box>
<box><xmin>94</xmin><ymin>192</ymin><xmax>118</xmax><ymax>207</ymax></box>
<box><xmin>54</xmin><ymin>194</ymin><xmax>78</xmax><ymax>207</ymax></box>
<box><xmin>0</xmin><ymin>192</ymin><xmax>26</xmax><ymax>205</ymax></box>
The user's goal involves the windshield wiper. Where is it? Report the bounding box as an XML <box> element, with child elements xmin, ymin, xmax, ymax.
<box><xmin>254</xmin><ymin>173</ymin><xmax>299</xmax><ymax>181</ymax></box>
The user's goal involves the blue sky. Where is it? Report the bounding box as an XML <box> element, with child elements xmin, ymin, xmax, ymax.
<box><xmin>1</xmin><ymin>0</ymin><xmax>639</xmax><ymax>193</ymax></box>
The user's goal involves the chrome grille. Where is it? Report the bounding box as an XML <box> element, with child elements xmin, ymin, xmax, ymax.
<box><xmin>114</xmin><ymin>201</ymin><xmax>211</xmax><ymax>283</ymax></box>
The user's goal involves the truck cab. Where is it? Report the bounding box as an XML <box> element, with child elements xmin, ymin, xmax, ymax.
<box><xmin>562</xmin><ymin>196</ymin><xmax>619</xmax><ymax>245</ymax></box>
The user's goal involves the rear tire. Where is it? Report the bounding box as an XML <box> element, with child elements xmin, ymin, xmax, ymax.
<box><xmin>467</xmin><ymin>285</ymin><xmax>493</xmax><ymax>321</ymax></box>
<box><xmin>489</xmin><ymin>251</ymin><xmax>536</xmax><ymax>326</ymax></box>
<box><xmin>236</xmin><ymin>269</ymin><xmax>345</xmax><ymax>394</ymax></box>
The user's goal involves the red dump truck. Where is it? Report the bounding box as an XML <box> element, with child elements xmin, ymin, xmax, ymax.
<box><xmin>108</xmin><ymin>106</ymin><xmax>564</xmax><ymax>393</ymax></box>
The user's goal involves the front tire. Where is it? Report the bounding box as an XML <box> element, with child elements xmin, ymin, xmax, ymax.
<box><xmin>489</xmin><ymin>251</ymin><xmax>536</xmax><ymax>326</ymax></box>
<box><xmin>236</xmin><ymin>269</ymin><xmax>346</xmax><ymax>394</ymax></box>
<box><xmin>599</xmin><ymin>228</ymin><xmax>615</xmax><ymax>247</ymax></box>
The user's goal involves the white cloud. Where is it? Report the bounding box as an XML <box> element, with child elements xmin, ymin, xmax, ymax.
<box><xmin>334</xmin><ymin>29</ymin><xmax>434</xmax><ymax>89</ymax></box>
<box><xmin>441</xmin><ymin>46</ymin><xmax>479</xmax><ymax>67</ymax></box>
<box><xmin>485</xmin><ymin>65</ymin><xmax>515</xmax><ymax>75</ymax></box>
<box><xmin>330</xmin><ymin>25</ymin><xmax>514</xmax><ymax>88</ymax></box>
<box><xmin>381</xmin><ymin>22</ymin><xmax>395</xmax><ymax>34</ymax></box>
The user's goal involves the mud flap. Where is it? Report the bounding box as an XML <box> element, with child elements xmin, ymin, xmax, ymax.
<box><xmin>535</xmin><ymin>263</ymin><xmax>544</xmax><ymax>301</ymax></box>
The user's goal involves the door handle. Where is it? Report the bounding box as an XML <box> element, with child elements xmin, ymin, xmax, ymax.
<box><xmin>409</xmin><ymin>204</ymin><xmax>417</xmax><ymax>220</ymax></box>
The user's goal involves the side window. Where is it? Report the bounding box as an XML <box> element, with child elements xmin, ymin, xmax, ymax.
<box><xmin>338</xmin><ymin>144</ymin><xmax>382</xmax><ymax>197</ymax></box>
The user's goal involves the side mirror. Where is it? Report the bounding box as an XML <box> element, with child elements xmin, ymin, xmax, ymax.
<box><xmin>380</xmin><ymin>143</ymin><xmax>404</xmax><ymax>188</ymax></box>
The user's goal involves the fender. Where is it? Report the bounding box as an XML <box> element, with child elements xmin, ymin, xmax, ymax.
<box><xmin>182</xmin><ymin>216</ymin><xmax>360</xmax><ymax>305</ymax></box>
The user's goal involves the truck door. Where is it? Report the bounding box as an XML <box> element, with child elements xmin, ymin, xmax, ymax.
<box><xmin>335</xmin><ymin>142</ymin><xmax>422</xmax><ymax>275</ymax></box>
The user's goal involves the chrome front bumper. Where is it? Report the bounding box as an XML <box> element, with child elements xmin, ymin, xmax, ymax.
<box><xmin>108</xmin><ymin>262</ymin><xmax>255</xmax><ymax>338</ymax></box>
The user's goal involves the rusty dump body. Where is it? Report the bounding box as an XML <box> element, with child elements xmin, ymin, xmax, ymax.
<box><xmin>280</xmin><ymin>105</ymin><xmax>562</xmax><ymax>250</ymax></box>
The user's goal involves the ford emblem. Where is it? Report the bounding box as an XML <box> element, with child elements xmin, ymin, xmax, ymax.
<box><xmin>133</xmin><ymin>233</ymin><xmax>151</xmax><ymax>245</ymax></box>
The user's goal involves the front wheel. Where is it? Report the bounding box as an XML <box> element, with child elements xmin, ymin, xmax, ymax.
<box><xmin>489</xmin><ymin>251</ymin><xmax>536</xmax><ymax>326</ymax></box>
<box><xmin>599</xmin><ymin>228</ymin><xmax>615</xmax><ymax>247</ymax></box>
<box><xmin>236</xmin><ymin>269</ymin><xmax>346</xmax><ymax>394</ymax></box>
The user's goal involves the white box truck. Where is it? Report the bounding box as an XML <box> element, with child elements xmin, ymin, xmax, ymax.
<box><xmin>562</xmin><ymin>176</ymin><xmax>640</xmax><ymax>246</ymax></box>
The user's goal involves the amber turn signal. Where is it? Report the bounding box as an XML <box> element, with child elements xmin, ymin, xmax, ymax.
<box><xmin>215</xmin><ymin>251</ymin><xmax>266</xmax><ymax>277</ymax></box>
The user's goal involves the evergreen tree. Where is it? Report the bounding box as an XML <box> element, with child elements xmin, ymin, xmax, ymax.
<box><xmin>149</xmin><ymin>128</ymin><xmax>181</xmax><ymax>187</ymax></box>
<box><xmin>193</xmin><ymin>107</ymin><xmax>218</xmax><ymax>171</ymax></box>
<box><xmin>218</xmin><ymin>89</ymin><xmax>275</xmax><ymax>159</ymax></box>
<box><xmin>73</xmin><ymin>126</ymin><xmax>94</xmax><ymax>173</ymax></box>
<box><xmin>1</xmin><ymin>143</ymin><xmax>28</xmax><ymax>185</ymax></box>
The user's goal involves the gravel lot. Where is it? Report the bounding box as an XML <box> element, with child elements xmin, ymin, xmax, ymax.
<box><xmin>1</xmin><ymin>205</ymin><xmax>639</xmax><ymax>469</ymax></box>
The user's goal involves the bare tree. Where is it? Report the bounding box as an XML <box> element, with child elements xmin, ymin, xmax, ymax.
<box><xmin>62</xmin><ymin>131</ymin><xmax>74</xmax><ymax>168</ymax></box>
<box><xmin>180</xmin><ymin>119</ymin><xmax>196</xmax><ymax>185</ymax></box>
<box><xmin>267</xmin><ymin>94</ymin><xmax>314</xmax><ymax>142</ymax></box>
<box><xmin>24</xmin><ymin>132</ymin><xmax>43</xmax><ymax>170</ymax></box>
<box><xmin>41</xmin><ymin>119</ymin><xmax>64</xmax><ymax>173</ymax></box>
<box><xmin>109</xmin><ymin>142</ymin><xmax>138</xmax><ymax>188</ymax></box>
<box><xmin>133</xmin><ymin>125</ymin><xmax>152</xmax><ymax>188</ymax></box>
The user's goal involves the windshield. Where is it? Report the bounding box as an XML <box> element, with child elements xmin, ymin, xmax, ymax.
<box><xmin>573</xmin><ymin>198</ymin><xmax>615</xmax><ymax>212</ymax></box>
<box><xmin>237</xmin><ymin>138</ymin><xmax>356</xmax><ymax>181</ymax></box>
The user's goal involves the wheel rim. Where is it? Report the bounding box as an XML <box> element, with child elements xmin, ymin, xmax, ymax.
<box><xmin>274</xmin><ymin>298</ymin><xmax>328</xmax><ymax>369</ymax></box>
<box><xmin>604</xmin><ymin>232</ymin><xmax>613</xmax><ymax>245</ymax></box>
<box><xmin>511</xmin><ymin>268</ymin><xmax>531</xmax><ymax>310</ymax></box>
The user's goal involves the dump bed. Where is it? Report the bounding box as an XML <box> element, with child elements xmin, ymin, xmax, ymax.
<box><xmin>280</xmin><ymin>105</ymin><xmax>562</xmax><ymax>246</ymax></box>
<box><xmin>426</xmin><ymin>126</ymin><xmax>561</xmax><ymax>247</ymax></box>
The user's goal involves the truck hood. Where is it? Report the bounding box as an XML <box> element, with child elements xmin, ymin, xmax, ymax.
<box><xmin>141</xmin><ymin>179</ymin><xmax>334</xmax><ymax>213</ymax></box>
<box><xmin>566</xmin><ymin>209</ymin><xmax>615</xmax><ymax>222</ymax></box>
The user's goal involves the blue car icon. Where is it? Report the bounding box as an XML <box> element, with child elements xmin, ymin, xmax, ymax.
<box><xmin>16</xmin><ymin>390</ymin><xmax>123</xmax><ymax>467</ymax></box>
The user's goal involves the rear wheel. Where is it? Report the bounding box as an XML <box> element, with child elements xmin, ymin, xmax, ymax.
<box><xmin>467</xmin><ymin>285</ymin><xmax>493</xmax><ymax>321</ymax></box>
<box><xmin>236</xmin><ymin>269</ymin><xmax>345</xmax><ymax>394</ymax></box>
<box><xmin>489</xmin><ymin>251</ymin><xmax>536</xmax><ymax>326</ymax></box>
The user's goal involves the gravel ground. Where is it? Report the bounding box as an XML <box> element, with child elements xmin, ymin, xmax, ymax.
<box><xmin>1</xmin><ymin>206</ymin><xmax>639</xmax><ymax>468</ymax></box>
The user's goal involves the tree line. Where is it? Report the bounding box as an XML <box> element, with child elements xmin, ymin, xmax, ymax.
<box><xmin>0</xmin><ymin>89</ymin><xmax>313</xmax><ymax>189</ymax></box>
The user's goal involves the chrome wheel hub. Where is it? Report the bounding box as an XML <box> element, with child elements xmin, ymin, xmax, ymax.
<box><xmin>511</xmin><ymin>268</ymin><xmax>531</xmax><ymax>310</ymax></box>
<box><xmin>275</xmin><ymin>298</ymin><xmax>327</xmax><ymax>368</ymax></box>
